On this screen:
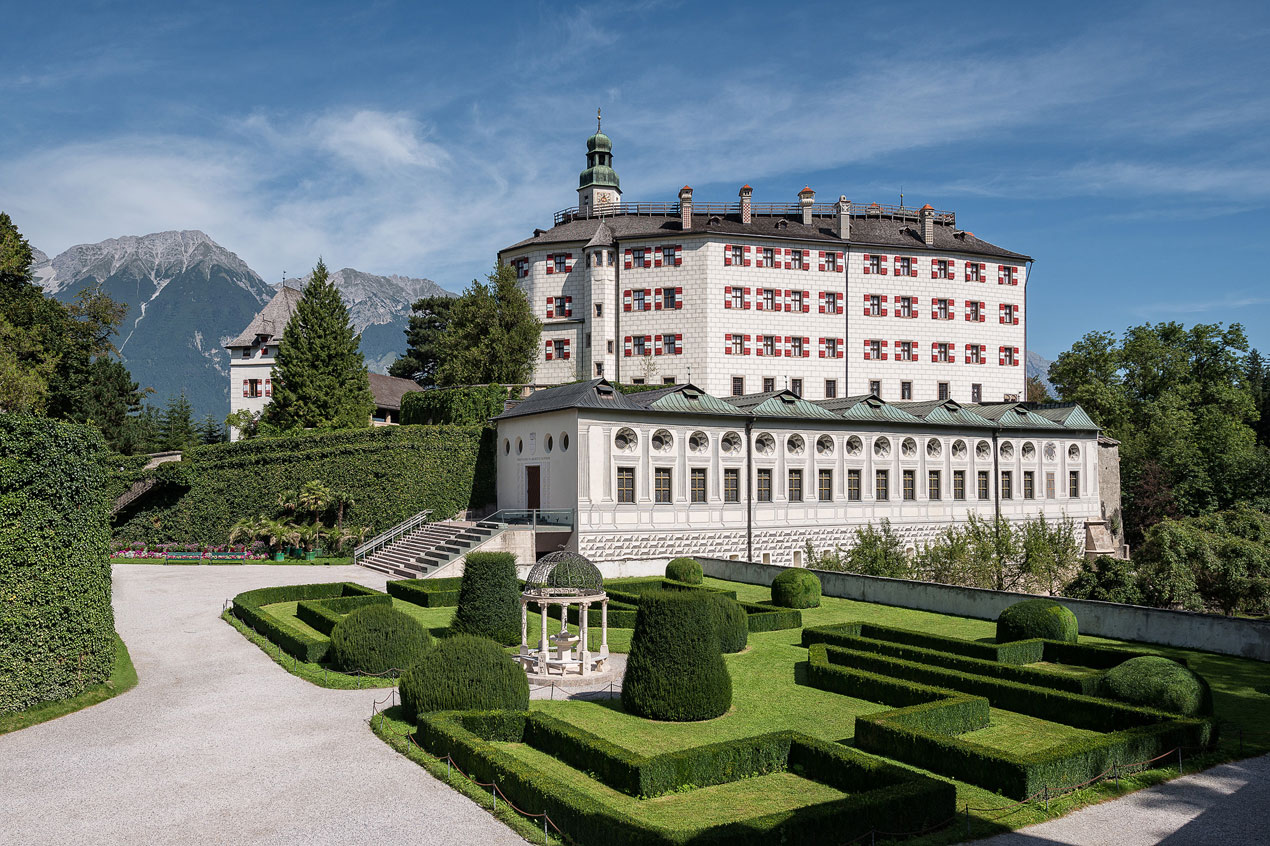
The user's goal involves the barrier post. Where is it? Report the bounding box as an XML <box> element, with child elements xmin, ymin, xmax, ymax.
<box><xmin>492</xmin><ymin>784</ymin><xmax>496</xmax><ymax>811</ymax></box>
<box><xmin>1044</xmin><ymin>786</ymin><xmax>1049</xmax><ymax>812</ymax></box>
<box><xmin>447</xmin><ymin>757</ymin><xmax>451</xmax><ymax>781</ymax></box>
<box><xmin>1113</xmin><ymin>762</ymin><xmax>1119</xmax><ymax>790</ymax></box>
<box><xmin>1177</xmin><ymin>747</ymin><xmax>1183</xmax><ymax>774</ymax></box>
<box><xmin>544</xmin><ymin>815</ymin><xmax>548</xmax><ymax>845</ymax></box>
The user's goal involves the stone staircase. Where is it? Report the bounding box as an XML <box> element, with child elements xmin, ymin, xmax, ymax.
<box><xmin>356</xmin><ymin>519</ymin><xmax>504</xmax><ymax>579</ymax></box>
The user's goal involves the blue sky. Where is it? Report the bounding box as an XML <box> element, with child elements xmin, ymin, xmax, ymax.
<box><xmin>3</xmin><ymin>0</ymin><xmax>1269</xmax><ymax>359</ymax></box>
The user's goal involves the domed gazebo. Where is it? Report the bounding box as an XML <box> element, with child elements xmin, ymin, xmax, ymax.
<box><xmin>518</xmin><ymin>551</ymin><xmax>610</xmax><ymax>678</ymax></box>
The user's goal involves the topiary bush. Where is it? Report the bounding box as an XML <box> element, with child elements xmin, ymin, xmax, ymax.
<box><xmin>665</xmin><ymin>556</ymin><xmax>703</xmax><ymax>585</ymax></box>
<box><xmin>399</xmin><ymin>634</ymin><xmax>529</xmax><ymax>718</ymax></box>
<box><xmin>329</xmin><ymin>604</ymin><xmax>432</xmax><ymax>676</ymax></box>
<box><xmin>707</xmin><ymin>593</ymin><xmax>749</xmax><ymax>653</ymax></box>
<box><xmin>1101</xmin><ymin>656</ymin><xmax>1212</xmax><ymax>716</ymax></box>
<box><xmin>622</xmin><ymin>590</ymin><xmax>732</xmax><ymax>721</ymax></box>
<box><xmin>1</xmin><ymin>416</ymin><xmax>114</xmax><ymax>714</ymax></box>
<box><xmin>451</xmin><ymin>551</ymin><xmax>521</xmax><ymax>645</ymax></box>
<box><xmin>996</xmin><ymin>598</ymin><xmax>1078</xmax><ymax>643</ymax></box>
<box><xmin>771</xmin><ymin>568</ymin><xmax>822</xmax><ymax>608</ymax></box>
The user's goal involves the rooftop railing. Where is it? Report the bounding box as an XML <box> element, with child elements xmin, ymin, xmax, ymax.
<box><xmin>553</xmin><ymin>201</ymin><xmax>954</xmax><ymax>226</ymax></box>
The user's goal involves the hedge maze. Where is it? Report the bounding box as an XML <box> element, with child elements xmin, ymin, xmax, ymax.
<box><xmin>415</xmin><ymin>710</ymin><xmax>955</xmax><ymax>846</ymax></box>
<box><xmin>802</xmin><ymin>623</ymin><xmax>1217</xmax><ymax>798</ymax></box>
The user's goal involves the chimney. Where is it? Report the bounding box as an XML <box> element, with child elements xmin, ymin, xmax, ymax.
<box><xmin>798</xmin><ymin>186</ymin><xmax>815</xmax><ymax>225</ymax></box>
<box><xmin>919</xmin><ymin>204</ymin><xmax>935</xmax><ymax>246</ymax></box>
<box><xmin>738</xmin><ymin>185</ymin><xmax>752</xmax><ymax>224</ymax></box>
<box><xmin>836</xmin><ymin>196</ymin><xmax>850</xmax><ymax>240</ymax></box>
<box><xmin>678</xmin><ymin>185</ymin><xmax>693</xmax><ymax>230</ymax></box>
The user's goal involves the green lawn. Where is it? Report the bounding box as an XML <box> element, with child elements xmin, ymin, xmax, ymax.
<box><xmin>0</xmin><ymin>634</ymin><xmax>138</xmax><ymax>735</ymax></box>
<box><xmin>112</xmin><ymin>556</ymin><xmax>353</xmax><ymax>566</ymax></box>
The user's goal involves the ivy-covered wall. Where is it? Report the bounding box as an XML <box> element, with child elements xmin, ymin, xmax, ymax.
<box><xmin>400</xmin><ymin>385</ymin><xmax>509</xmax><ymax>426</ymax></box>
<box><xmin>1</xmin><ymin>416</ymin><xmax>115</xmax><ymax>713</ymax></box>
<box><xmin>112</xmin><ymin>424</ymin><xmax>497</xmax><ymax>545</ymax></box>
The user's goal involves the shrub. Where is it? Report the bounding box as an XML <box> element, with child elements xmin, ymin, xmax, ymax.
<box><xmin>665</xmin><ymin>556</ymin><xmax>703</xmax><ymax>585</ymax></box>
<box><xmin>1101</xmin><ymin>656</ymin><xmax>1212</xmax><ymax>716</ymax></box>
<box><xmin>622</xmin><ymin>590</ymin><xmax>733</xmax><ymax>721</ymax></box>
<box><xmin>450</xmin><ymin>552</ymin><xmax>521</xmax><ymax>644</ymax></box>
<box><xmin>1064</xmin><ymin>555</ymin><xmax>1144</xmax><ymax>605</ymax></box>
<box><xmin>295</xmin><ymin>593</ymin><xmax>392</xmax><ymax>636</ymax></box>
<box><xmin>996</xmin><ymin>598</ymin><xmax>1078</xmax><ymax>643</ymax></box>
<box><xmin>386</xmin><ymin>577</ymin><xmax>463</xmax><ymax>607</ymax></box>
<box><xmin>771</xmin><ymin>568</ymin><xmax>822</xmax><ymax>608</ymax></box>
<box><xmin>707</xmin><ymin>593</ymin><xmax>749</xmax><ymax>653</ymax></box>
<box><xmin>329</xmin><ymin>604</ymin><xmax>433</xmax><ymax>676</ymax></box>
<box><xmin>0</xmin><ymin>417</ymin><xmax>114</xmax><ymax>713</ymax></box>
<box><xmin>230</xmin><ymin>582</ymin><xmax>381</xmax><ymax>662</ymax></box>
<box><xmin>399</xmin><ymin>634</ymin><xmax>528</xmax><ymax>717</ymax></box>
<box><xmin>400</xmin><ymin>384</ymin><xmax>508</xmax><ymax>426</ymax></box>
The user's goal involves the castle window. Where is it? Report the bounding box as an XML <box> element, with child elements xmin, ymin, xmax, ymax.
<box><xmin>762</xmin><ymin>336</ymin><xmax>776</xmax><ymax>357</ymax></box>
<box><xmin>867</xmin><ymin>255</ymin><xmax>882</xmax><ymax>274</ymax></box>
<box><xmin>1001</xmin><ymin>470</ymin><xmax>1013</xmax><ymax>500</ymax></box>
<box><xmin>928</xmin><ymin>470</ymin><xmax>942</xmax><ymax>500</ymax></box>
<box><xmin>691</xmin><ymin>468</ymin><xmax>707</xmax><ymax>503</ymax></box>
<box><xmin>792</xmin><ymin>337</ymin><xmax>806</xmax><ymax>357</ymax></box>
<box><xmin>1047</xmin><ymin>472</ymin><xmax>1056</xmax><ymax>499</ymax></box>
<box><xmin>596</xmin><ymin>303</ymin><xmax>603</xmax><ymax>317</ymax></box>
<box><xmin>898</xmin><ymin>257</ymin><xmax>912</xmax><ymax>276</ymax></box>
<box><xmin>824</xmin><ymin>252</ymin><xmax>838</xmax><ymax>272</ymax></box>
<box><xmin>1024</xmin><ymin>471</ymin><xmax>1035</xmax><ymax>499</ymax></box>
<box><xmin>242</xmin><ymin>348</ymin><xmax>251</xmax><ymax>358</ymax></box>
<box><xmin>730</xmin><ymin>335</ymin><xmax>744</xmax><ymax>356</ymax></box>
<box><xmin>825</xmin><ymin>292</ymin><xmax>840</xmax><ymax>313</ymax></box>
<box><xmin>972</xmin><ymin>383</ymin><xmax>982</xmax><ymax>402</ymax></box>
<box><xmin>662</xmin><ymin>246</ymin><xmax>676</xmax><ymax>266</ymax></box>
<box><xmin>791</xmin><ymin>290</ymin><xmax>806</xmax><ymax>312</ymax></box>
<box><xmin>632</xmin><ymin>248</ymin><xmax>645</xmax><ymax>267</ymax></box>
<box><xmin>977</xmin><ymin>471</ymin><xmax>990</xmax><ymax>500</ymax></box>
<box><xmin>936</xmin><ymin>259</ymin><xmax>950</xmax><ymax>279</ymax></box>
<box><xmin>870</xmin><ymin>380</ymin><xmax>882</xmax><ymax>396</ymax></box>
<box><xmin>825</xmin><ymin>379</ymin><xmax>837</xmax><ymax>399</ymax></box>
<box><xmin>1069</xmin><ymin>470</ymin><xmax>1080</xmax><ymax>498</ymax></box>
<box><xmin>899</xmin><ymin>296</ymin><xmax>914</xmax><ymax>318</ymax></box>
<box><xmin>938</xmin><ymin>382</ymin><xmax>949</xmax><ymax>400</ymax></box>
<box><xmin>953</xmin><ymin>470</ymin><xmax>966</xmax><ymax>500</ymax></box>
<box><xmin>790</xmin><ymin>378</ymin><xmax>803</xmax><ymax>397</ymax></box>
<box><xmin>731</xmin><ymin>288</ymin><xmax>744</xmax><ymax>309</ymax></box>
<box><xmin>663</xmin><ymin>288</ymin><xmax>678</xmax><ymax>309</ymax></box>
<box><xmin>633</xmin><ymin>290</ymin><xmax>646</xmax><ymax>311</ymax></box>
<box><xmin>967</xmin><ymin>263</ymin><xmax>981</xmax><ymax>282</ymax></box>
<box><xmin>633</xmin><ymin>336</ymin><xmax>647</xmax><ymax>356</ymax></box>
<box><xmin>1002</xmin><ymin>347</ymin><xmax>1017</xmax><ymax>366</ymax></box>
<box><xmin>554</xmin><ymin>255</ymin><xmax>567</xmax><ymax>273</ymax></box>
<box><xmin>899</xmin><ymin>341</ymin><xmax>914</xmax><ymax>362</ymax></box>
<box><xmin>762</xmin><ymin>288</ymin><xmax>776</xmax><ymax>310</ymax></box>
<box><xmin>757</xmin><ymin>468</ymin><xmax>772</xmax><ymax>502</ymax></box>
<box><xmin>616</xmin><ymin>468</ymin><xmax>635</xmax><ymax>503</ymax></box>
<box><xmin>868</xmin><ymin>340</ymin><xmax>882</xmax><ymax>360</ymax></box>
<box><xmin>825</xmin><ymin>338</ymin><xmax>840</xmax><ymax>358</ymax></box>
<box><xmin>552</xmin><ymin>339</ymin><xmax>565</xmax><ymax>359</ymax></box>
<box><xmin>788</xmin><ymin>469</ymin><xmax>803</xmax><ymax>502</ymax></box>
<box><xmin>663</xmin><ymin>376</ymin><xmax>676</xmax><ymax>384</ymax></box>
<box><xmin>936</xmin><ymin>343</ymin><xmax>951</xmax><ymax>363</ymax></box>
<box><xmin>1002</xmin><ymin>303</ymin><xmax>1017</xmax><ymax>324</ymax></box>
<box><xmin>901</xmin><ymin>381</ymin><xmax>912</xmax><ymax>400</ymax></box>
<box><xmin>818</xmin><ymin>469</ymin><xmax>832</xmax><ymax>502</ymax></box>
<box><xmin>868</xmin><ymin>294</ymin><xmax>882</xmax><ymax>316</ymax></box>
<box><xmin>1000</xmin><ymin>265</ymin><xmax>1017</xmax><ymax>285</ymax></box>
<box><xmin>762</xmin><ymin>248</ymin><xmax>775</xmax><ymax>268</ymax></box>
<box><xmin>732</xmin><ymin>376</ymin><xmax>745</xmax><ymax>396</ymax></box>
<box><xmin>654</xmin><ymin>468</ymin><xmax>672</xmax><ymax>504</ymax></box>
<box><xmin>969</xmin><ymin>345</ymin><xmax>983</xmax><ymax>365</ymax></box>
<box><xmin>724</xmin><ymin>469</ymin><xmax>740</xmax><ymax>503</ymax></box>
<box><xmin>875</xmin><ymin>469</ymin><xmax>890</xmax><ymax>501</ymax></box>
<box><xmin>847</xmin><ymin>469</ymin><xmax>861</xmax><ymax>501</ymax></box>
<box><xmin>731</xmin><ymin>245</ymin><xmax>744</xmax><ymax>265</ymax></box>
<box><xmin>792</xmin><ymin>251</ymin><xmax>805</xmax><ymax>270</ymax></box>
<box><xmin>968</xmin><ymin>301</ymin><xmax>982</xmax><ymax>322</ymax></box>
<box><xmin>935</xmin><ymin>298</ymin><xmax>951</xmax><ymax>320</ymax></box>
<box><xmin>763</xmin><ymin>377</ymin><xmax>775</xmax><ymax>392</ymax></box>
<box><xmin>903</xmin><ymin>470</ymin><xmax>916</xmax><ymax>501</ymax></box>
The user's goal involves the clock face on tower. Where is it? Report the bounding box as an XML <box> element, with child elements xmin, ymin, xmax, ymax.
<box><xmin>595</xmin><ymin>191</ymin><xmax>613</xmax><ymax>206</ymax></box>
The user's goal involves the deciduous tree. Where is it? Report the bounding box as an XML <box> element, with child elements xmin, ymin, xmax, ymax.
<box><xmin>435</xmin><ymin>263</ymin><xmax>540</xmax><ymax>386</ymax></box>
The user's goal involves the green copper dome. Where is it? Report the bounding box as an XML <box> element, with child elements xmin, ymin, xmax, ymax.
<box><xmin>587</xmin><ymin>131</ymin><xmax>612</xmax><ymax>153</ymax></box>
<box><xmin>579</xmin><ymin>126</ymin><xmax>620</xmax><ymax>190</ymax></box>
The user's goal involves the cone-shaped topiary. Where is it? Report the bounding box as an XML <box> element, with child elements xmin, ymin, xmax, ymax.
<box><xmin>450</xmin><ymin>551</ymin><xmax>521</xmax><ymax>645</ymax></box>
<box><xmin>622</xmin><ymin>590</ymin><xmax>732</xmax><ymax>721</ymax></box>
<box><xmin>771</xmin><ymin>568</ymin><xmax>821</xmax><ymax>608</ymax></box>
<box><xmin>706</xmin><ymin>592</ymin><xmax>749</xmax><ymax>653</ymax></box>
<box><xmin>665</xmin><ymin>557</ymin><xmax>703</xmax><ymax>585</ymax></box>
<box><xmin>1101</xmin><ymin>656</ymin><xmax>1212</xmax><ymax>716</ymax></box>
<box><xmin>996</xmin><ymin>598</ymin><xmax>1078</xmax><ymax>643</ymax></box>
<box><xmin>329</xmin><ymin>604</ymin><xmax>432</xmax><ymax>676</ymax></box>
<box><xmin>399</xmin><ymin>634</ymin><xmax>529</xmax><ymax>719</ymax></box>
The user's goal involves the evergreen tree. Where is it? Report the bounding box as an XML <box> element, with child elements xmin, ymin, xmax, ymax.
<box><xmin>128</xmin><ymin>404</ymin><xmax>164</xmax><ymax>454</ymax></box>
<box><xmin>264</xmin><ymin>258</ymin><xmax>374</xmax><ymax>430</ymax></box>
<box><xmin>389</xmin><ymin>295</ymin><xmax>455</xmax><ymax>386</ymax></box>
<box><xmin>198</xmin><ymin>414</ymin><xmax>225</xmax><ymax>445</ymax></box>
<box><xmin>72</xmin><ymin>356</ymin><xmax>145</xmax><ymax>452</ymax></box>
<box><xmin>435</xmin><ymin>263</ymin><xmax>541</xmax><ymax>386</ymax></box>
<box><xmin>159</xmin><ymin>392</ymin><xmax>199</xmax><ymax>451</ymax></box>
<box><xmin>1248</xmin><ymin>349</ymin><xmax>1270</xmax><ymax>448</ymax></box>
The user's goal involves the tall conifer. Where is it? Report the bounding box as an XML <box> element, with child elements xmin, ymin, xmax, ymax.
<box><xmin>264</xmin><ymin>258</ymin><xmax>374</xmax><ymax>430</ymax></box>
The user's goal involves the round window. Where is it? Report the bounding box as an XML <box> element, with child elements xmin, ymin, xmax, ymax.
<box><xmin>999</xmin><ymin>442</ymin><xmax>1015</xmax><ymax>459</ymax></box>
<box><xmin>1022</xmin><ymin>442</ymin><xmax>1036</xmax><ymax>460</ymax></box>
<box><xmin>787</xmin><ymin>434</ymin><xmax>805</xmax><ymax>455</ymax></box>
<box><xmin>845</xmin><ymin>435</ymin><xmax>863</xmax><ymax>456</ymax></box>
<box><xmin>952</xmin><ymin>439</ymin><xmax>967</xmax><ymax>459</ymax></box>
<box><xmin>816</xmin><ymin>435</ymin><xmax>834</xmax><ymax>455</ymax></box>
<box><xmin>874</xmin><ymin>437</ymin><xmax>891</xmax><ymax>458</ymax></box>
<box><xmin>901</xmin><ymin>437</ymin><xmax>917</xmax><ymax>457</ymax></box>
<box><xmin>754</xmin><ymin>433</ymin><xmax>775</xmax><ymax>455</ymax></box>
<box><xmin>614</xmin><ymin>427</ymin><xmax>638</xmax><ymax>451</ymax></box>
<box><xmin>503</xmin><ymin>438</ymin><xmax>511</xmax><ymax>455</ymax></box>
<box><xmin>545</xmin><ymin>434</ymin><xmax>553</xmax><ymax>453</ymax></box>
<box><xmin>516</xmin><ymin>438</ymin><xmax>523</xmax><ymax>455</ymax></box>
<box><xmin>927</xmin><ymin>439</ymin><xmax>942</xmax><ymax>458</ymax></box>
<box><xmin>651</xmin><ymin>429</ymin><xmax>673</xmax><ymax>452</ymax></box>
<box><xmin>561</xmin><ymin>433</ymin><xmax>570</xmax><ymax>452</ymax></box>
<box><xmin>689</xmin><ymin>431</ymin><xmax>709</xmax><ymax>453</ymax></box>
<box><xmin>976</xmin><ymin>440</ymin><xmax>991</xmax><ymax>460</ymax></box>
<box><xmin>721</xmin><ymin>431</ymin><xmax>742</xmax><ymax>454</ymax></box>
<box><xmin>1069</xmin><ymin>444</ymin><xmax>1081</xmax><ymax>461</ymax></box>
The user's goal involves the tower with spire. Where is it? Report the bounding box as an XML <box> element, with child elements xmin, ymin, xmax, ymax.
<box><xmin>577</xmin><ymin>108</ymin><xmax>621</xmax><ymax>216</ymax></box>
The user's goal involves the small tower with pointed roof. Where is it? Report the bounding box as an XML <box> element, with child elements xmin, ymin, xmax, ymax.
<box><xmin>578</xmin><ymin>109</ymin><xmax>622</xmax><ymax>216</ymax></box>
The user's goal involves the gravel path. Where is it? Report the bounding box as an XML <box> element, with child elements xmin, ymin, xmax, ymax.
<box><xmin>972</xmin><ymin>754</ymin><xmax>1270</xmax><ymax>845</ymax></box>
<box><xmin>0</xmin><ymin>564</ymin><xmax>526</xmax><ymax>846</ymax></box>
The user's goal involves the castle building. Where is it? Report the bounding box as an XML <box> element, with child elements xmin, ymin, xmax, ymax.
<box><xmin>494</xmin><ymin>379</ymin><xmax>1121</xmax><ymax>567</ymax></box>
<box><xmin>500</xmin><ymin>123</ymin><xmax>1030</xmax><ymax>405</ymax></box>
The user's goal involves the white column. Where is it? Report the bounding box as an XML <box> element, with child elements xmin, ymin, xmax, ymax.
<box><xmin>580</xmin><ymin>601</ymin><xmax>590</xmax><ymax>674</ymax></box>
<box><xmin>539</xmin><ymin>600</ymin><xmax>549</xmax><ymax>672</ymax></box>
<box><xmin>601</xmin><ymin>598</ymin><xmax>609</xmax><ymax>653</ymax></box>
<box><xmin>520</xmin><ymin>599</ymin><xmax>528</xmax><ymax>654</ymax></box>
<box><xmin>559</xmin><ymin>600</ymin><xmax>568</xmax><ymax>634</ymax></box>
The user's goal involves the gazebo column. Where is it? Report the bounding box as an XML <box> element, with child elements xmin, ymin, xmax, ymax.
<box><xmin>538</xmin><ymin>600</ymin><xmax>549</xmax><ymax>672</ymax></box>
<box><xmin>520</xmin><ymin>599</ymin><xmax>528</xmax><ymax>655</ymax></box>
<box><xmin>601</xmin><ymin>599</ymin><xmax>609</xmax><ymax>653</ymax></box>
<box><xmin>580</xmin><ymin>602</ymin><xmax>590</xmax><ymax>675</ymax></box>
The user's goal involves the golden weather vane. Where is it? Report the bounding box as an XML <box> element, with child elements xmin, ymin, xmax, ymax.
<box><xmin>597</xmin><ymin>107</ymin><xmax>602</xmax><ymax>132</ymax></box>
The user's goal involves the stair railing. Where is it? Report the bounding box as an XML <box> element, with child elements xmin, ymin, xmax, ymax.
<box><xmin>354</xmin><ymin>509</ymin><xmax>432</xmax><ymax>565</ymax></box>
<box><xmin>476</xmin><ymin>509</ymin><xmax>575</xmax><ymax>531</ymax></box>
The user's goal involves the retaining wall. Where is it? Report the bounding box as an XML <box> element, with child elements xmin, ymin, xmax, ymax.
<box><xmin>697</xmin><ymin>557</ymin><xmax>1270</xmax><ymax>662</ymax></box>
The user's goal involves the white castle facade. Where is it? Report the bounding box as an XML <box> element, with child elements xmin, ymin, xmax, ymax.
<box><xmin>500</xmin><ymin>126</ymin><xmax>1029</xmax><ymax>405</ymax></box>
<box><xmin>493</xmin><ymin>125</ymin><xmax>1122</xmax><ymax>568</ymax></box>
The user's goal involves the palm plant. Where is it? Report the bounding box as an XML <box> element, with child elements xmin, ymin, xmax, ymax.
<box><xmin>298</xmin><ymin>480</ymin><xmax>333</xmax><ymax>521</ymax></box>
<box><xmin>275</xmin><ymin>489</ymin><xmax>299</xmax><ymax>516</ymax></box>
<box><xmin>329</xmin><ymin>490</ymin><xmax>355</xmax><ymax>531</ymax></box>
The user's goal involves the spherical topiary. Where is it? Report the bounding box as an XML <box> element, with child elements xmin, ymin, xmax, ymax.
<box><xmin>399</xmin><ymin>634</ymin><xmax>529</xmax><ymax>719</ymax></box>
<box><xmin>771</xmin><ymin>568</ymin><xmax>821</xmax><ymax>608</ymax></box>
<box><xmin>666</xmin><ymin>557</ymin><xmax>703</xmax><ymax>585</ymax></box>
<box><xmin>330</xmin><ymin>604</ymin><xmax>432</xmax><ymax>676</ymax></box>
<box><xmin>451</xmin><ymin>552</ymin><xmax>521</xmax><ymax>645</ymax></box>
<box><xmin>622</xmin><ymin>591</ymin><xmax>732</xmax><ymax>721</ymax></box>
<box><xmin>706</xmin><ymin>592</ymin><xmax>749</xmax><ymax>654</ymax></box>
<box><xmin>996</xmin><ymin>599</ymin><xmax>1078</xmax><ymax>643</ymax></box>
<box><xmin>1101</xmin><ymin>656</ymin><xmax>1212</xmax><ymax>716</ymax></box>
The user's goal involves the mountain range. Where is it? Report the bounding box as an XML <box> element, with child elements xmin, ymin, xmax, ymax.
<box><xmin>33</xmin><ymin>230</ymin><xmax>451</xmax><ymax>418</ymax></box>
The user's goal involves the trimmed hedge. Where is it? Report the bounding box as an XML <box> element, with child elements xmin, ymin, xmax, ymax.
<box><xmin>622</xmin><ymin>591</ymin><xmax>733</xmax><ymax>721</ymax></box>
<box><xmin>230</xmin><ymin>582</ymin><xmax>381</xmax><ymax>662</ymax></box>
<box><xmin>771</xmin><ymin>568</ymin><xmax>821</xmax><ymax>608</ymax></box>
<box><xmin>664</xmin><ymin>557</ymin><xmax>703</xmax><ymax>585</ymax></box>
<box><xmin>738</xmin><ymin>601</ymin><xmax>803</xmax><ymax>633</ymax></box>
<box><xmin>1102</xmin><ymin>656</ymin><xmax>1212</xmax><ymax>716</ymax></box>
<box><xmin>451</xmin><ymin>552</ymin><xmax>521</xmax><ymax>645</ymax></box>
<box><xmin>997</xmin><ymin>599</ymin><xmax>1079</xmax><ymax>644</ymax></box>
<box><xmin>295</xmin><ymin>593</ymin><xmax>392</xmax><ymax>636</ymax></box>
<box><xmin>807</xmin><ymin>643</ymin><xmax>1216</xmax><ymax>798</ymax></box>
<box><xmin>400</xmin><ymin>384</ymin><xmax>508</xmax><ymax>426</ymax></box>
<box><xmin>399</xmin><ymin>635</ymin><xmax>528</xmax><ymax>716</ymax></box>
<box><xmin>0</xmin><ymin>416</ymin><xmax>114</xmax><ymax>713</ymax></box>
<box><xmin>112</xmin><ymin>424</ymin><xmax>496</xmax><ymax>545</ymax></box>
<box><xmin>386</xmin><ymin>577</ymin><xmax>463</xmax><ymax>608</ymax></box>
<box><xmin>330</xmin><ymin>604</ymin><xmax>433</xmax><ymax>675</ymax></box>
<box><xmin>414</xmin><ymin>709</ymin><xmax>957</xmax><ymax>846</ymax></box>
<box><xmin>706</xmin><ymin>593</ymin><xmax>749</xmax><ymax>653</ymax></box>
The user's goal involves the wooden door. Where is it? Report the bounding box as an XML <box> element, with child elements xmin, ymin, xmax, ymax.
<box><xmin>526</xmin><ymin>466</ymin><xmax>541</xmax><ymax>510</ymax></box>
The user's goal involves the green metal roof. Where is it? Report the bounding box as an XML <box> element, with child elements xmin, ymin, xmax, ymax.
<box><xmin>815</xmin><ymin>395</ymin><xmax>924</xmax><ymax>424</ymax></box>
<box><xmin>723</xmin><ymin>390</ymin><xmax>840</xmax><ymax>419</ymax></box>
<box><xmin>648</xmin><ymin>387</ymin><xmax>746</xmax><ymax>416</ymax></box>
<box><xmin>973</xmin><ymin>403</ymin><xmax>1064</xmax><ymax>428</ymax></box>
<box><xmin>1030</xmin><ymin>404</ymin><xmax>1100</xmax><ymax>430</ymax></box>
<box><xmin>892</xmin><ymin>399</ymin><xmax>997</xmax><ymax>428</ymax></box>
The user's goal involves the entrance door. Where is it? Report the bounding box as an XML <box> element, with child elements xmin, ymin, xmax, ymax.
<box><xmin>526</xmin><ymin>466</ymin><xmax>541</xmax><ymax>509</ymax></box>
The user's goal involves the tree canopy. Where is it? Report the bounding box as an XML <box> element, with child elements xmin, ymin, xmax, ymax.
<box><xmin>389</xmin><ymin>295</ymin><xmax>455</xmax><ymax>387</ymax></box>
<box><xmin>433</xmin><ymin>263</ymin><xmax>540</xmax><ymax>386</ymax></box>
<box><xmin>263</xmin><ymin>259</ymin><xmax>375</xmax><ymax>431</ymax></box>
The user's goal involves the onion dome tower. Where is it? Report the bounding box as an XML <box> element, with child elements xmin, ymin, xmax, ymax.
<box><xmin>578</xmin><ymin>108</ymin><xmax>621</xmax><ymax>216</ymax></box>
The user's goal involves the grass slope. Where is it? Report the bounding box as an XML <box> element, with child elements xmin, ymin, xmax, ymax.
<box><xmin>0</xmin><ymin>634</ymin><xmax>138</xmax><ymax>736</ymax></box>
